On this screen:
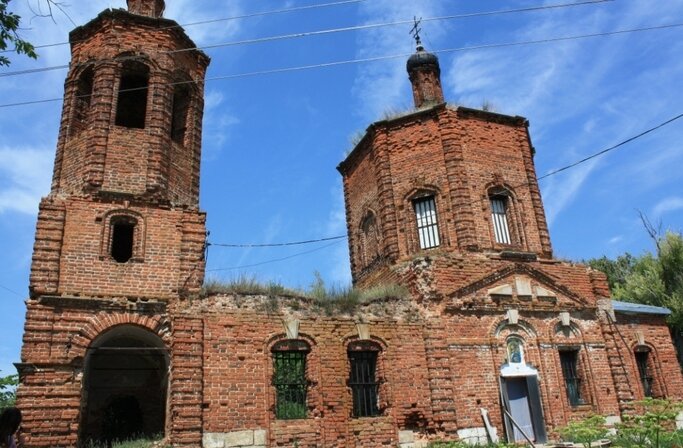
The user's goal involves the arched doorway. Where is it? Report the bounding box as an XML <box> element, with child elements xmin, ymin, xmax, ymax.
<box><xmin>499</xmin><ymin>337</ymin><xmax>547</xmax><ymax>444</ymax></box>
<box><xmin>79</xmin><ymin>325</ymin><xmax>169</xmax><ymax>446</ymax></box>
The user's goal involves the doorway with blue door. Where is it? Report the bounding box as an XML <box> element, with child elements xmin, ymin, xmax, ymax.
<box><xmin>499</xmin><ymin>337</ymin><xmax>547</xmax><ymax>443</ymax></box>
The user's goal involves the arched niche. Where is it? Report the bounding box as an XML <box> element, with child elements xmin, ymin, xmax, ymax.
<box><xmin>79</xmin><ymin>325</ymin><xmax>169</xmax><ymax>445</ymax></box>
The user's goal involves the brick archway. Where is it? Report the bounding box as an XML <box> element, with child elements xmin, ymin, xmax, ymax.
<box><xmin>79</xmin><ymin>323</ymin><xmax>170</xmax><ymax>445</ymax></box>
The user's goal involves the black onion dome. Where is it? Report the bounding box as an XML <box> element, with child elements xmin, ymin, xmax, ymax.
<box><xmin>406</xmin><ymin>45</ymin><xmax>440</xmax><ymax>73</ymax></box>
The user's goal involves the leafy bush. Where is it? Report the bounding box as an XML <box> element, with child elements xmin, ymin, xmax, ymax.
<box><xmin>0</xmin><ymin>372</ymin><xmax>18</xmax><ymax>410</ymax></box>
<box><xmin>613</xmin><ymin>398</ymin><xmax>683</xmax><ymax>448</ymax></box>
<box><xmin>559</xmin><ymin>414</ymin><xmax>608</xmax><ymax>448</ymax></box>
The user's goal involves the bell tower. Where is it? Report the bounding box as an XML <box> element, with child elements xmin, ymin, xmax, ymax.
<box><xmin>18</xmin><ymin>2</ymin><xmax>210</xmax><ymax>446</ymax></box>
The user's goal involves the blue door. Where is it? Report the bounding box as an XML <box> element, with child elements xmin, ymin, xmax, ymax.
<box><xmin>506</xmin><ymin>378</ymin><xmax>535</xmax><ymax>442</ymax></box>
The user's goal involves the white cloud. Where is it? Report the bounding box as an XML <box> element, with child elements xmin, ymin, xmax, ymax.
<box><xmin>652</xmin><ymin>197</ymin><xmax>683</xmax><ymax>219</ymax></box>
<box><xmin>0</xmin><ymin>147</ymin><xmax>53</xmax><ymax>215</ymax></box>
<box><xmin>608</xmin><ymin>235</ymin><xmax>623</xmax><ymax>245</ymax></box>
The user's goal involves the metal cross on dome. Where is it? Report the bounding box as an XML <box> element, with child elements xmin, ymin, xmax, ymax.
<box><xmin>410</xmin><ymin>16</ymin><xmax>423</xmax><ymax>48</ymax></box>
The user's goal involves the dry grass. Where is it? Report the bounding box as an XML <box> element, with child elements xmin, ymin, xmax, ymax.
<box><xmin>202</xmin><ymin>274</ymin><xmax>409</xmax><ymax>315</ymax></box>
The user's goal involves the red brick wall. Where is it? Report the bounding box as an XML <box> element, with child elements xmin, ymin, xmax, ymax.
<box><xmin>340</xmin><ymin>105</ymin><xmax>554</xmax><ymax>285</ymax></box>
<box><xmin>52</xmin><ymin>9</ymin><xmax>208</xmax><ymax>205</ymax></box>
<box><xmin>611</xmin><ymin>312</ymin><xmax>683</xmax><ymax>407</ymax></box>
<box><xmin>29</xmin><ymin>197</ymin><xmax>205</xmax><ymax>300</ymax></box>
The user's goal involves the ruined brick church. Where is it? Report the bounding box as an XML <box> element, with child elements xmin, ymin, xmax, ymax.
<box><xmin>15</xmin><ymin>1</ymin><xmax>683</xmax><ymax>447</ymax></box>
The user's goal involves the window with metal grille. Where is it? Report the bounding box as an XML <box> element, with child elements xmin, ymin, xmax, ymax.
<box><xmin>490</xmin><ymin>195</ymin><xmax>512</xmax><ymax>244</ymax></box>
<box><xmin>413</xmin><ymin>196</ymin><xmax>440</xmax><ymax>249</ymax></box>
<box><xmin>635</xmin><ymin>349</ymin><xmax>654</xmax><ymax>397</ymax></box>
<box><xmin>559</xmin><ymin>350</ymin><xmax>582</xmax><ymax>406</ymax></box>
<box><xmin>272</xmin><ymin>342</ymin><xmax>308</xmax><ymax>419</ymax></box>
<box><xmin>349</xmin><ymin>350</ymin><xmax>380</xmax><ymax>417</ymax></box>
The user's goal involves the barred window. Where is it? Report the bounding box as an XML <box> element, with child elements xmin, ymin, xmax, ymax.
<box><xmin>413</xmin><ymin>196</ymin><xmax>440</xmax><ymax>249</ymax></box>
<box><xmin>559</xmin><ymin>350</ymin><xmax>583</xmax><ymax>406</ymax></box>
<box><xmin>490</xmin><ymin>195</ymin><xmax>512</xmax><ymax>244</ymax></box>
<box><xmin>635</xmin><ymin>348</ymin><xmax>654</xmax><ymax>398</ymax></box>
<box><xmin>348</xmin><ymin>342</ymin><xmax>380</xmax><ymax>418</ymax></box>
<box><xmin>272</xmin><ymin>341</ymin><xmax>309</xmax><ymax>419</ymax></box>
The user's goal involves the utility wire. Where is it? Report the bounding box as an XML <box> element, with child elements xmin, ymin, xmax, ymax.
<box><xmin>0</xmin><ymin>0</ymin><xmax>371</xmax><ymax>54</ymax></box>
<box><xmin>206</xmin><ymin>240</ymin><xmax>344</xmax><ymax>272</ymax></box>
<box><xmin>0</xmin><ymin>283</ymin><xmax>24</xmax><ymax>298</ymax></box>
<box><xmin>207</xmin><ymin>111</ymin><xmax>683</xmax><ymax>252</ymax></box>
<box><xmin>2</xmin><ymin>21</ymin><xmax>681</xmax><ymax>109</ymax></box>
<box><xmin>210</xmin><ymin>235</ymin><xmax>347</xmax><ymax>248</ymax></box>
<box><xmin>0</xmin><ymin>0</ymin><xmax>614</xmax><ymax>78</ymax></box>
<box><xmin>537</xmin><ymin>112</ymin><xmax>683</xmax><ymax>180</ymax></box>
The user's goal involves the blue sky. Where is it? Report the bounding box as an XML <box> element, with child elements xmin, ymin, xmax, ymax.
<box><xmin>1</xmin><ymin>0</ymin><xmax>682</xmax><ymax>376</ymax></box>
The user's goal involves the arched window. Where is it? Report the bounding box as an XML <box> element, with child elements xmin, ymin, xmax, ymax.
<box><xmin>170</xmin><ymin>84</ymin><xmax>190</xmax><ymax>144</ymax></box>
<box><xmin>272</xmin><ymin>339</ymin><xmax>310</xmax><ymax>419</ymax></box>
<box><xmin>490</xmin><ymin>194</ymin><xmax>511</xmax><ymax>244</ymax></box>
<box><xmin>110</xmin><ymin>216</ymin><xmax>137</xmax><ymax>263</ymax></box>
<box><xmin>412</xmin><ymin>194</ymin><xmax>440</xmax><ymax>249</ymax></box>
<box><xmin>360</xmin><ymin>212</ymin><xmax>380</xmax><ymax>267</ymax></box>
<box><xmin>559</xmin><ymin>348</ymin><xmax>583</xmax><ymax>406</ymax></box>
<box><xmin>72</xmin><ymin>66</ymin><xmax>94</xmax><ymax>135</ymax></box>
<box><xmin>115</xmin><ymin>60</ymin><xmax>149</xmax><ymax>129</ymax></box>
<box><xmin>348</xmin><ymin>340</ymin><xmax>382</xmax><ymax>417</ymax></box>
<box><xmin>635</xmin><ymin>346</ymin><xmax>655</xmax><ymax>397</ymax></box>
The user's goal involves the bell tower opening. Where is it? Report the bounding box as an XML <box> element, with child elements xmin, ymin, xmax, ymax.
<box><xmin>80</xmin><ymin>326</ymin><xmax>169</xmax><ymax>446</ymax></box>
<box><xmin>115</xmin><ymin>60</ymin><xmax>149</xmax><ymax>129</ymax></box>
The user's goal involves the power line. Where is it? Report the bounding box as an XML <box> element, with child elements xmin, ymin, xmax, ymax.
<box><xmin>206</xmin><ymin>111</ymin><xmax>683</xmax><ymax>253</ymax></box>
<box><xmin>210</xmin><ymin>235</ymin><xmax>347</xmax><ymax>248</ymax></box>
<box><xmin>0</xmin><ymin>284</ymin><xmax>24</xmax><ymax>298</ymax></box>
<box><xmin>0</xmin><ymin>0</ymin><xmax>371</xmax><ymax>54</ymax></box>
<box><xmin>538</xmin><ymin>112</ymin><xmax>683</xmax><ymax>180</ymax></box>
<box><xmin>2</xmin><ymin>21</ymin><xmax>681</xmax><ymax>109</ymax></box>
<box><xmin>206</xmin><ymin>240</ymin><xmax>344</xmax><ymax>272</ymax></box>
<box><xmin>0</xmin><ymin>0</ymin><xmax>614</xmax><ymax>78</ymax></box>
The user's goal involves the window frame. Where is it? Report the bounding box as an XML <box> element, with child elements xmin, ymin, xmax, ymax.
<box><xmin>635</xmin><ymin>347</ymin><xmax>654</xmax><ymax>398</ymax></box>
<box><xmin>490</xmin><ymin>194</ymin><xmax>512</xmax><ymax>245</ymax></box>
<box><xmin>348</xmin><ymin>340</ymin><xmax>382</xmax><ymax>418</ymax></box>
<box><xmin>271</xmin><ymin>340</ymin><xmax>310</xmax><ymax>420</ymax></box>
<box><xmin>559</xmin><ymin>349</ymin><xmax>583</xmax><ymax>406</ymax></box>
<box><xmin>412</xmin><ymin>195</ymin><xmax>441</xmax><ymax>250</ymax></box>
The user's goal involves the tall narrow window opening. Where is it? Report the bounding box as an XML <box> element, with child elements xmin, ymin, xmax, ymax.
<box><xmin>491</xmin><ymin>195</ymin><xmax>512</xmax><ymax>244</ymax></box>
<box><xmin>559</xmin><ymin>349</ymin><xmax>582</xmax><ymax>406</ymax></box>
<box><xmin>115</xmin><ymin>61</ymin><xmax>149</xmax><ymax>129</ymax></box>
<box><xmin>170</xmin><ymin>85</ymin><xmax>190</xmax><ymax>144</ymax></box>
<box><xmin>272</xmin><ymin>340</ymin><xmax>309</xmax><ymax>419</ymax></box>
<box><xmin>635</xmin><ymin>348</ymin><xmax>653</xmax><ymax>397</ymax></box>
<box><xmin>111</xmin><ymin>220</ymin><xmax>136</xmax><ymax>263</ymax></box>
<box><xmin>413</xmin><ymin>196</ymin><xmax>440</xmax><ymax>249</ymax></box>
<box><xmin>349</xmin><ymin>349</ymin><xmax>379</xmax><ymax>417</ymax></box>
<box><xmin>73</xmin><ymin>67</ymin><xmax>94</xmax><ymax>135</ymax></box>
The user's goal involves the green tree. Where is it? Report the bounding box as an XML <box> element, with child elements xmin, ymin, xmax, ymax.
<box><xmin>0</xmin><ymin>371</ymin><xmax>18</xmax><ymax>410</ymax></box>
<box><xmin>586</xmin><ymin>231</ymin><xmax>683</xmax><ymax>333</ymax></box>
<box><xmin>0</xmin><ymin>0</ymin><xmax>37</xmax><ymax>66</ymax></box>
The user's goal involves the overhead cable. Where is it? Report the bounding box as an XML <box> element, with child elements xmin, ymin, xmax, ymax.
<box><xmin>0</xmin><ymin>0</ymin><xmax>371</xmax><ymax>54</ymax></box>
<box><xmin>206</xmin><ymin>111</ymin><xmax>683</xmax><ymax>252</ymax></box>
<box><xmin>2</xmin><ymin>21</ymin><xmax>681</xmax><ymax>109</ymax></box>
<box><xmin>0</xmin><ymin>0</ymin><xmax>614</xmax><ymax>78</ymax></box>
<box><xmin>206</xmin><ymin>241</ymin><xmax>344</xmax><ymax>271</ymax></box>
